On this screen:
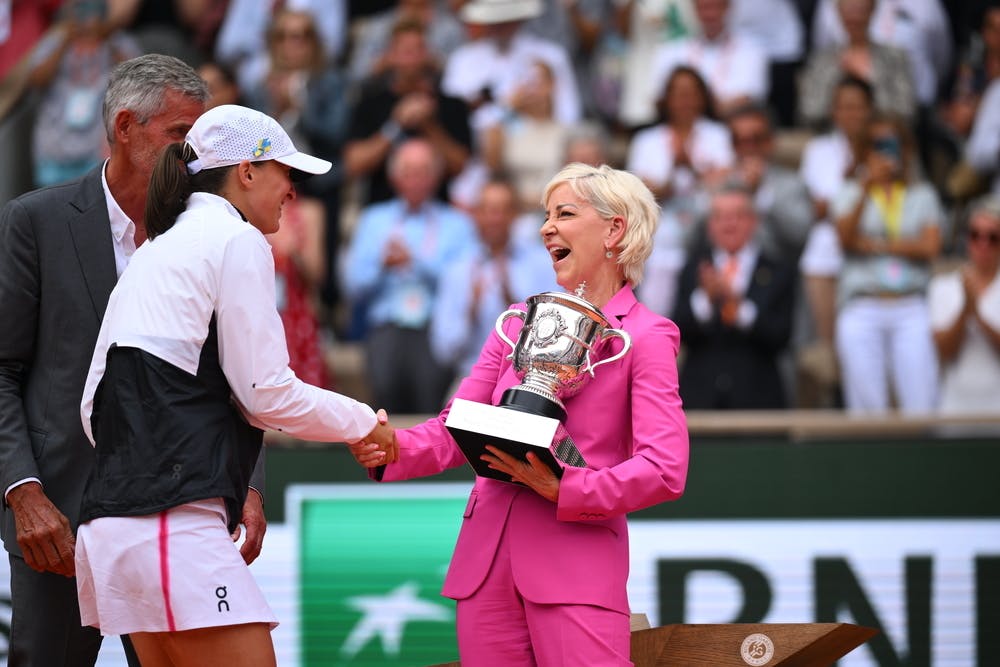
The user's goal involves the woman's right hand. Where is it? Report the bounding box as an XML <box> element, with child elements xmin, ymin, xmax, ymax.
<box><xmin>348</xmin><ymin>439</ymin><xmax>395</xmax><ymax>467</ymax></box>
<box><xmin>348</xmin><ymin>409</ymin><xmax>398</xmax><ymax>467</ymax></box>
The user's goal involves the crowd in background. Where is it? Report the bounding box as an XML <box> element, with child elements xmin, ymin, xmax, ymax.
<box><xmin>1</xmin><ymin>0</ymin><xmax>999</xmax><ymax>418</ymax></box>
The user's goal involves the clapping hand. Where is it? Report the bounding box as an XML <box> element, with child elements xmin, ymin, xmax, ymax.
<box><xmin>395</xmin><ymin>91</ymin><xmax>436</xmax><ymax>130</ymax></box>
<box><xmin>840</xmin><ymin>47</ymin><xmax>873</xmax><ymax>81</ymax></box>
<box><xmin>348</xmin><ymin>409</ymin><xmax>398</xmax><ymax>467</ymax></box>
<box><xmin>383</xmin><ymin>236</ymin><xmax>412</xmax><ymax>269</ymax></box>
<box><xmin>698</xmin><ymin>261</ymin><xmax>733</xmax><ymax>304</ymax></box>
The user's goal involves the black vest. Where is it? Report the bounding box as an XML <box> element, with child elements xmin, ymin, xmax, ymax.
<box><xmin>80</xmin><ymin>319</ymin><xmax>263</xmax><ymax>533</ymax></box>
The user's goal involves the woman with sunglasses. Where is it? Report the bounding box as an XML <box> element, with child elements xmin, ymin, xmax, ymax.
<box><xmin>928</xmin><ymin>197</ymin><xmax>1000</xmax><ymax>417</ymax></box>
<box><xmin>833</xmin><ymin>113</ymin><xmax>943</xmax><ymax>413</ymax></box>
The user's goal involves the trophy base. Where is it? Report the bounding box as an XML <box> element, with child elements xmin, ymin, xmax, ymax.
<box><xmin>500</xmin><ymin>388</ymin><xmax>588</xmax><ymax>468</ymax></box>
<box><xmin>499</xmin><ymin>387</ymin><xmax>566</xmax><ymax>422</ymax></box>
<box><xmin>445</xmin><ymin>399</ymin><xmax>563</xmax><ymax>484</ymax></box>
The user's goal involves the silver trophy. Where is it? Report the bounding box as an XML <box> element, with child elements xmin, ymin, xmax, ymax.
<box><xmin>494</xmin><ymin>291</ymin><xmax>631</xmax><ymax>467</ymax></box>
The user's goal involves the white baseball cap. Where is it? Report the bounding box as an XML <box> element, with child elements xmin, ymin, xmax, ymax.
<box><xmin>185</xmin><ymin>104</ymin><xmax>331</xmax><ymax>178</ymax></box>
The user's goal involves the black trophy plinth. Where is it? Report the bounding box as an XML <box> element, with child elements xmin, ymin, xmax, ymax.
<box><xmin>445</xmin><ymin>398</ymin><xmax>565</xmax><ymax>483</ymax></box>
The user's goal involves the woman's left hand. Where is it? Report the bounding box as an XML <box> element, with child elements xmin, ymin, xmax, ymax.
<box><xmin>482</xmin><ymin>446</ymin><xmax>561</xmax><ymax>503</ymax></box>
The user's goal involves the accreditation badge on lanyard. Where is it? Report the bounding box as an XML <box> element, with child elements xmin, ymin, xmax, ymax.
<box><xmin>870</xmin><ymin>183</ymin><xmax>909</xmax><ymax>289</ymax></box>
<box><xmin>66</xmin><ymin>87</ymin><xmax>102</xmax><ymax>129</ymax></box>
<box><xmin>395</xmin><ymin>283</ymin><xmax>431</xmax><ymax>327</ymax></box>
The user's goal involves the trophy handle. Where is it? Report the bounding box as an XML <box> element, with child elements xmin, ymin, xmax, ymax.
<box><xmin>585</xmin><ymin>328</ymin><xmax>632</xmax><ymax>375</ymax></box>
<box><xmin>494</xmin><ymin>309</ymin><xmax>526</xmax><ymax>360</ymax></box>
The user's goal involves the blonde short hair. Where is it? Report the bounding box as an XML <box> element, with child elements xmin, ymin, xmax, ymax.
<box><xmin>541</xmin><ymin>163</ymin><xmax>659</xmax><ymax>286</ymax></box>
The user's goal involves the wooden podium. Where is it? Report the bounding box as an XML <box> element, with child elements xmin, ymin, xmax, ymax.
<box><xmin>629</xmin><ymin>622</ymin><xmax>877</xmax><ymax>666</ymax></box>
<box><xmin>428</xmin><ymin>622</ymin><xmax>876</xmax><ymax>666</ymax></box>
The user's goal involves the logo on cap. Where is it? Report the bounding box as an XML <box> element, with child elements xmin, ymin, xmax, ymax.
<box><xmin>253</xmin><ymin>138</ymin><xmax>272</xmax><ymax>158</ymax></box>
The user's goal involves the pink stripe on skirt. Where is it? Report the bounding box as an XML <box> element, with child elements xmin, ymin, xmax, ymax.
<box><xmin>159</xmin><ymin>511</ymin><xmax>177</xmax><ymax>632</ymax></box>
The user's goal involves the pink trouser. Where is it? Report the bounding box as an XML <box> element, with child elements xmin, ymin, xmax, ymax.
<box><xmin>455</xmin><ymin>521</ymin><xmax>632</xmax><ymax>667</ymax></box>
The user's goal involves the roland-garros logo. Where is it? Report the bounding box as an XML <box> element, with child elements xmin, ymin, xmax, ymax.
<box><xmin>740</xmin><ymin>632</ymin><xmax>775</xmax><ymax>666</ymax></box>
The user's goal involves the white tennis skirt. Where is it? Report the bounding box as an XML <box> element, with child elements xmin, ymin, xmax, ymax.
<box><xmin>76</xmin><ymin>497</ymin><xmax>278</xmax><ymax>636</ymax></box>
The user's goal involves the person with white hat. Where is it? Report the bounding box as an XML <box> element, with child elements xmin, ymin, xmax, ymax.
<box><xmin>442</xmin><ymin>0</ymin><xmax>582</xmax><ymax>130</ymax></box>
<box><xmin>74</xmin><ymin>104</ymin><xmax>397</xmax><ymax>666</ymax></box>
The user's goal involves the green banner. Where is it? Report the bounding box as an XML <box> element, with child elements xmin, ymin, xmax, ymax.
<box><xmin>297</xmin><ymin>483</ymin><xmax>470</xmax><ymax>666</ymax></box>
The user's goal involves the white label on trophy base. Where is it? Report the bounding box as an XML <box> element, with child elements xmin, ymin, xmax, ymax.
<box><xmin>446</xmin><ymin>398</ymin><xmax>559</xmax><ymax>447</ymax></box>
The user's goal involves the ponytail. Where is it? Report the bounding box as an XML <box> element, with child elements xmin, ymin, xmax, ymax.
<box><xmin>145</xmin><ymin>143</ymin><xmax>194</xmax><ymax>240</ymax></box>
<box><xmin>144</xmin><ymin>142</ymin><xmax>234</xmax><ymax>240</ymax></box>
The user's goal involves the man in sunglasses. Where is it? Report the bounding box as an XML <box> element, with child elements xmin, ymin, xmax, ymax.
<box><xmin>719</xmin><ymin>103</ymin><xmax>813</xmax><ymax>260</ymax></box>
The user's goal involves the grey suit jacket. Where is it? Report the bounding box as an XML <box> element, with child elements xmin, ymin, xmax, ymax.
<box><xmin>756</xmin><ymin>166</ymin><xmax>814</xmax><ymax>259</ymax></box>
<box><xmin>0</xmin><ymin>167</ymin><xmax>264</xmax><ymax>558</ymax></box>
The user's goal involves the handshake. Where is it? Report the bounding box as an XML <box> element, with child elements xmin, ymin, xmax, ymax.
<box><xmin>349</xmin><ymin>408</ymin><xmax>398</xmax><ymax>467</ymax></box>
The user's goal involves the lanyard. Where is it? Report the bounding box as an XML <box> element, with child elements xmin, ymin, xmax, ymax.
<box><xmin>870</xmin><ymin>182</ymin><xmax>906</xmax><ymax>239</ymax></box>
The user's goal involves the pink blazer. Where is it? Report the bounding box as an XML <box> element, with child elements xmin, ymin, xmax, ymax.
<box><xmin>377</xmin><ymin>285</ymin><xmax>689</xmax><ymax>614</ymax></box>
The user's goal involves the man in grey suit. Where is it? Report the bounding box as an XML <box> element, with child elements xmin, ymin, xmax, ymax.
<box><xmin>0</xmin><ymin>54</ymin><xmax>267</xmax><ymax>666</ymax></box>
<box><xmin>722</xmin><ymin>103</ymin><xmax>815</xmax><ymax>260</ymax></box>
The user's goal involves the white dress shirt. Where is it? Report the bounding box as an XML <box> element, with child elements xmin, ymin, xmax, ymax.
<box><xmin>81</xmin><ymin>192</ymin><xmax>376</xmax><ymax>446</ymax></box>
<box><xmin>101</xmin><ymin>160</ymin><xmax>136</xmax><ymax>278</ymax></box>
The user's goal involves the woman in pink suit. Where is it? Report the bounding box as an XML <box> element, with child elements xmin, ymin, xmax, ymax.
<box><xmin>352</xmin><ymin>163</ymin><xmax>689</xmax><ymax>666</ymax></box>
